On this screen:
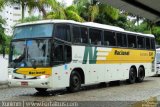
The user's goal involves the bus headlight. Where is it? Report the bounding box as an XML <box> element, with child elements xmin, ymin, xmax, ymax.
<box><xmin>37</xmin><ymin>75</ymin><xmax>50</xmax><ymax>79</ymax></box>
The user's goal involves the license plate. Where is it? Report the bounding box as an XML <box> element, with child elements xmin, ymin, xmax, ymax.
<box><xmin>21</xmin><ymin>82</ymin><xmax>28</xmax><ymax>86</ymax></box>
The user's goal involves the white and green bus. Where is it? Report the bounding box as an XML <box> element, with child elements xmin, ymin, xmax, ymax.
<box><xmin>8</xmin><ymin>20</ymin><xmax>156</xmax><ymax>92</ymax></box>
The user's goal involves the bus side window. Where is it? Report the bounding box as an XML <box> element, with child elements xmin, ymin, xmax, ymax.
<box><xmin>64</xmin><ymin>45</ymin><xmax>72</xmax><ymax>63</ymax></box>
<box><xmin>73</xmin><ymin>26</ymin><xmax>81</xmax><ymax>43</ymax></box>
<box><xmin>53</xmin><ymin>45</ymin><xmax>64</xmax><ymax>65</ymax></box>
<box><xmin>122</xmin><ymin>34</ymin><xmax>127</xmax><ymax>47</ymax></box>
<box><xmin>80</xmin><ymin>27</ymin><xmax>88</xmax><ymax>44</ymax></box>
<box><xmin>151</xmin><ymin>38</ymin><xmax>155</xmax><ymax>50</ymax></box>
<box><xmin>55</xmin><ymin>24</ymin><xmax>71</xmax><ymax>42</ymax></box>
<box><xmin>137</xmin><ymin>36</ymin><xmax>145</xmax><ymax>49</ymax></box>
<box><xmin>145</xmin><ymin>38</ymin><xmax>151</xmax><ymax>49</ymax></box>
<box><xmin>127</xmin><ymin>35</ymin><xmax>137</xmax><ymax>48</ymax></box>
<box><xmin>104</xmin><ymin>31</ymin><xmax>116</xmax><ymax>46</ymax></box>
<box><xmin>116</xmin><ymin>33</ymin><xmax>123</xmax><ymax>47</ymax></box>
<box><xmin>117</xmin><ymin>33</ymin><xmax>127</xmax><ymax>47</ymax></box>
<box><xmin>89</xmin><ymin>28</ymin><xmax>102</xmax><ymax>45</ymax></box>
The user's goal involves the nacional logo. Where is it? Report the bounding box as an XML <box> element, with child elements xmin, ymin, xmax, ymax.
<box><xmin>114</xmin><ymin>50</ymin><xmax>130</xmax><ymax>55</ymax></box>
<box><xmin>29</xmin><ymin>71</ymin><xmax>45</xmax><ymax>75</ymax></box>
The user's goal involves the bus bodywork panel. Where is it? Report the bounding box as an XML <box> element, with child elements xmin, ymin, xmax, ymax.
<box><xmin>8</xmin><ymin>45</ymin><xmax>156</xmax><ymax>89</ymax></box>
<box><xmin>71</xmin><ymin>46</ymin><xmax>155</xmax><ymax>84</ymax></box>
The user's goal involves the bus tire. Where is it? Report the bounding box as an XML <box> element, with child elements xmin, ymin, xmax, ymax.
<box><xmin>127</xmin><ymin>67</ymin><xmax>136</xmax><ymax>84</ymax></box>
<box><xmin>35</xmin><ymin>88</ymin><xmax>47</xmax><ymax>93</ymax></box>
<box><xmin>137</xmin><ymin>67</ymin><xmax>145</xmax><ymax>82</ymax></box>
<box><xmin>68</xmin><ymin>71</ymin><xmax>81</xmax><ymax>92</ymax></box>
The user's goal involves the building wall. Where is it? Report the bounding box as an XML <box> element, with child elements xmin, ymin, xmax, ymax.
<box><xmin>0</xmin><ymin>4</ymin><xmax>22</xmax><ymax>36</ymax></box>
<box><xmin>0</xmin><ymin>4</ymin><xmax>52</xmax><ymax>36</ymax></box>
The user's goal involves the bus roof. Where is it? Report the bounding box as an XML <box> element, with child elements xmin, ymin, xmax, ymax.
<box><xmin>16</xmin><ymin>19</ymin><xmax>154</xmax><ymax>38</ymax></box>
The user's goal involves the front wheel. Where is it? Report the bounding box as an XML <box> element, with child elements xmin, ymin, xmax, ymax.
<box><xmin>35</xmin><ymin>88</ymin><xmax>47</xmax><ymax>93</ymax></box>
<box><xmin>68</xmin><ymin>71</ymin><xmax>81</xmax><ymax>92</ymax></box>
<box><xmin>127</xmin><ymin>67</ymin><xmax>137</xmax><ymax>84</ymax></box>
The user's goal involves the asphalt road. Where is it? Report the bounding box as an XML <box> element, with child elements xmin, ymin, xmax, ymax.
<box><xmin>1</xmin><ymin>76</ymin><xmax>160</xmax><ymax>107</ymax></box>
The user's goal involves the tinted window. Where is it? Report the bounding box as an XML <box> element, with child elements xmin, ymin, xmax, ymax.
<box><xmin>81</xmin><ymin>27</ymin><xmax>88</xmax><ymax>44</ymax></box>
<box><xmin>55</xmin><ymin>24</ymin><xmax>71</xmax><ymax>42</ymax></box>
<box><xmin>117</xmin><ymin>33</ymin><xmax>127</xmax><ymax>47</ymax></box>
<box><xmin>64</xmin><ymin>45</ymin><xmax>72</xmax><ymax>63</ymax></box>
<box><xmin>53</xmin><ymin>45</ymin><xmax>63</xmax><ymax>65</ymax></box>
<box><xmin>127</xmin><ymin>35</ymin><xmax>137</xmax><ymax>48</ymax></box>
<box><xmin>137</xmin><ymin>36</ymin><xmax>145</xmax><ymax>49</ymax></box>
<box><xmin>104</xmin><ymin>31</ymin><xmax>116</xmax><ymax>46</ymax></box>
<box><xmin>14</xmin><ymin>24</ymin><xmax>53</xmax><ymax>39</ymax></box>
<box><xmin>151</xmin><ymin>38</ymin><xmax>155</xmax><ymax>49</ymax></box>
<box><xmin>73</xmin><ymin>26</ymin><xmax>81</xmax><ymax>43</ymax></box>
<box><xmin>89</xmin><ymin>28</ymin><xmax>102</xmax><ymax>45</ymax></box>
<box><xmin>146</xmin><ymin>38</ymin><xmax>150</xmax><ymax>49</ymax></box>
<box><xmin>73</xmin><ymin>26</ymin><xmax>88</xmax><ymax>44</ymax></box>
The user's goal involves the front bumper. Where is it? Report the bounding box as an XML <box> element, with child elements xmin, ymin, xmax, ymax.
<box><xmin>8</xmin><ymin>78</ymin><xmax>51</xmax><ymax>88</ymax></box>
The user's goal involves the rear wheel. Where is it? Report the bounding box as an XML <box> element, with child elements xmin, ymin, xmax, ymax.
<box><xmin>137</xmin><ymin>67</ymin><xmax>145</xmax><ymax>82</ymax></box>
<box><xmin>127</xmin><ymin>67</ymin><xmax>137</xmax><ymax>84</ymax></box>
<box><xmin>68</xmin><ymin>71</ymin><xmax>81</xmax><ymax>92</ymax></box>
<box><xmin>35</xmin><ymin>88</ymin><xmax>47</xmax><ymax>93</ymax></box>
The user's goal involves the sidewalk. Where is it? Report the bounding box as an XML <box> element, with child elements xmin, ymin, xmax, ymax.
<box><xmin>0</xmin><ymin>55</ymin><xmax>8</xmax><ymax>88</ymax></box>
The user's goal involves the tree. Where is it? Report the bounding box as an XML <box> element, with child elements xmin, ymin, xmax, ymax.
<box><xmin>74</xmin><ymin>0</ymin><xmax>120</xmax><ymax>22</ymax></box>
<box><xmin>46</xmin><ymin>1</ymin><xmax>84</xmax><ymax>22</ymax></box>
<box><xmin>0</xmin><ymin>0</ymin><xmax>5</xmax><ymax>10</ymax></box>
<box><xmin>46</xmin><ymin>0</ymin><xmax>67</xmax><ymax>19</ymax></box>
<box><xmin>65</xmin><ymin>5</ymin><xmax>85</xmax><ymax>22</ymax></box>
<box><xmin>73</xmin><ymin>0</ymin><xmax>99</xmax><ymax>22</ymax></box>
<box><xmin>27</xmin><ymin>0</ymin><xmax>50</xmax><ymax>19</ymax></box>
<box><xmin>20</xmin><ymin>16</ymin><xmax>41</xmax><ymax>23</ymax></box>
<box><xmin>152</xmin><ymin>26</ymin><xmax>160</xmax><ymax>44</ymax></box>
<box><xmin>0</xmin><ymin>16</ymin><xmax>6</xmax><ymax>45</ymax></box>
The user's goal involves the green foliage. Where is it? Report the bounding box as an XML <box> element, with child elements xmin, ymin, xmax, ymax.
<box><xmin>0</xmin><ymin>16</ymin><xmax>6</xmax><ymax>44</ymax></box>
<box><xmin>0</xmin><ymin>16</ymin><xmax>11</xmax><ymax>54</ymax></box>
<box><xmin>99</xmin><ymin>4</ymin><xmax>119</xmax><ymax>20</ymax></box>
<box><xmin>46</xmin><ymin>0</ymin><xmax>67</xmax><ymax>19</ymax></box>
<box><xmin>0</xmin><ymin>15</ymin><xmax>11</xmax><ymax>54</ymax></box>
<box><xmin>152</xmin><ymin>26</ymin><xmax>160</xmax><ymax>44</ymax></box>
<box><xmin>0</xmin><ymin>0</ymin><xmax>5</xmax><ymax>10</ymax></box>
<box><xmin>88</xmin><ymin>5</ymin><xmax>99</xmax><ymax>22</ymax></box>
<box><xmin>20</xmin><ymin>16</ymin><xmax>42</xmax><ymax>23</ymax></box>
<box><xmin>0</xmin><ymin>36</ymin><xmax>12</xmax><ymax>54</ymax></box>
<box><xmin>65</xmin><ymin>5</ymin><xmax>85</xmax><ymax>22</ymax></box>
<box><xmin>27</xmin><ymin>0</ymin><xmax>49</xmax><ymax>18</ymax></box>
<box><xmin>66</xmin><ymin>10</ymin><xmax>85</xmax><ymax>22</ymax></box>
<box><xmin>46</xmin><ymin>2</ymin><xmax>84</xmax><ymax>22</ymax></box>
<box><xmin>73</xmin><ymin>0</ymin><xmax>100</xmax><ymax>22</ymax></box>
<box><xmin>1</xmin><ymin>0</ymin><xmax>160</xmax><ymax>45</ymax></box>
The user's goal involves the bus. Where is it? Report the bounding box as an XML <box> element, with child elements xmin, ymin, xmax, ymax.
<box><xmin>156</xmin><ymin>48</ymin><xmax>160</xmax><ymax>75</ymax></box>
<box><xmin>8</xmin><ymin>20</ymin><xmax>156</xmax><ymax>92</ymax></box>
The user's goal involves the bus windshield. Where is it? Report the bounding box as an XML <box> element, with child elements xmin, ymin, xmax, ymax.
<box><xmin>9</xmin><ymin>39</ymin><xmax>51</xmax><ymax>68</ymax></box>
<box><xmin>13</xmin><ymin>24</ymin><xmax>53</xmax><ymax>39</ymax></box>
